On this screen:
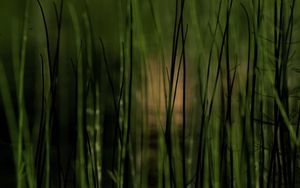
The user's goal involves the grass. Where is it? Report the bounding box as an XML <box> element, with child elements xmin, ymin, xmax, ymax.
<box><xmin>0</xmin><ymin>0</ymin><xmax>300</xmax><ymax>187</ymax></box>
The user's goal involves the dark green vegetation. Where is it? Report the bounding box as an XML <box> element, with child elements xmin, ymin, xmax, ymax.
<box><xmin>1</xmin><ymin>0</ymin><xmax>300</xmax><ymax>187</ymax></box>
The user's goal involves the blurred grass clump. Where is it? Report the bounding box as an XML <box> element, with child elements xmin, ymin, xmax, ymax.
<box><xmin>1</xmin><ymin>0</ymin><xmax>300</xmax><ymax>187</ymax></box>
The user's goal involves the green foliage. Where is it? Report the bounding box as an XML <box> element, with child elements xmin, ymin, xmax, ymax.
<box><xmin>0</xmin><ymin>0</ymin><xmax>300</xmax><ymax>187</ymax></box>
